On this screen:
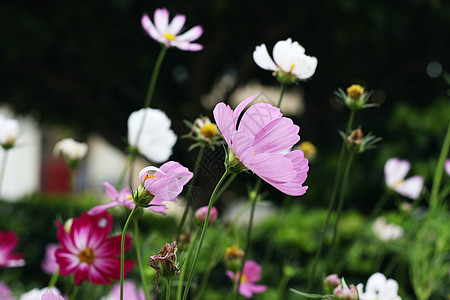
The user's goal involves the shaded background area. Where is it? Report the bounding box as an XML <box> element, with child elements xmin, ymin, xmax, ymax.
<box><xmin>1</xmin><ymin>0</ymin><xmax>449</xmax><ymax>208</ymax></box>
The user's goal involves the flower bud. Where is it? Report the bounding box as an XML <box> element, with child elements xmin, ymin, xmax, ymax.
<box><xmin>324</xmin><ymin>274</ymin><xmax>341</xmax><ymax>293</ymax></box>
<box><xmin>195</xmin><ymin>206</ymin><xmax>218</xmax><ymax>225</ymax></box>
<box><xmin>346</xmin><ymin>84</ymin><xmax>365</xmax><ymax>111</ymax></box>
<box><xmin>297</xmin><ymin>141</ymin><xmax>317</xmax><ymax>161</ymax></box>
<box><xmin>149</xmin><ymin>242</ymin><xmax>180</xmax><ymax>293</ymax></box>
<box><xmin>53</xmin><ymin>138</ymin><xmax>88</xmax><ymax>169</ymax></box>
<box><xmin>334</xmin><ymin>284</ymin><xmax>358</xmax><ymax>300</ymax></box>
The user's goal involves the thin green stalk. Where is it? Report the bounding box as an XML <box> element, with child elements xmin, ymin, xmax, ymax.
<box><xmin>70</xmin><ymin>167</ymin><xmax>76</xmax><ymax>194</ymax></box>
<box><xmin>166</xmin><ymin>279</ymin><xmax>172</xmax><ymax>300</ymax></box>
<box><xmin>134</xmin><ymin>219</ymin><xmax>150</xmax><ymax>300</ymax></box>
<box><xmin>429</xmin><ymin>121</ymin><xmax>450</xmax><ymax>211</ymax></box>
<box><xmin>177</xmin><ymin>145</ymin><xmax>206</xmax><ymax>240</ymax></box>
<box><xmin>0</xmin><ymin>149</ymin><xmax>8</xmax><ymax>198</ymax></box>
<box><xmin>143</xmin><ymin>46</ymin><xmax>167</xmax><ymax>109</ymax></box>
<box><xmin>121</xmin><ymin>206</ymin><xmax>138</xmax><ymax>300</ymax></box>
<box><xmin>70</xmin><ymin>283</ymin><xmax>80</xmax><ymax>300</ymax></box>
<box><xmin>276</xmin><ymin>272</ymin><xmax>291</xmax><ymax>300</ymax></box>
<box><xmin>177</xmin><ymin>230</ymin><xmax>199</xmax><ymax>300</ymax></box>
<box><xmin>182</xmin><ymin>170</ymin><xmax>231</xmax><ymax>300</ymax></box>
<box><xmin>235</xmin><ymin>179</ymin><xmax>262</xmax><ymax>300</ymax></box>
<box><xmin>48</xmin><ymin>269</ymin><xmax>60</xmax><ymax>288</ymax></box>
<box><xmin>212</xmin><ymin>173</ymin><xmax>237</xmax><ymax>205</ymax></box>
<box><xmin>277</xmin><ymin>83</ymin><xmax>286</xmax><ymax>108</ymax></box>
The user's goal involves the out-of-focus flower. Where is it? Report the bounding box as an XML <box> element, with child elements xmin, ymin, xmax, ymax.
<box><xmin>213</xmin><ymin>94</ymin><xmax>309</xmax><ymax>196</ymax></box>
<box><xmin>136</xmin><ymin>161</ymin><xmax>192</xmax><ymax>208</ymax></box>
<box><xmin>226</xmin><ymin>260</ymin><xmax>267</xmax><ymax>298</ymax></box>
<box><xmin>89</xmin><ymin>182</ymin><xmax>167</xmax><ymax>216</ymax></box>
<box><xmin>102</xmin><ymin>280</ymin><xmax>145</xmax><ymax>300</ymax></box>
<box><xmin>0</xmin><ymin>230</ymin><xmax>25</xmax><ymax>268</ymax></box>
<box><xmin>384</xmin><ymin>158</ymin><xmax>424</xmax><ymax>199</ymax></box>
<box><xmin>0</xmin><ymin>115</ymin><xmax>19</xmax><ymax>149</ymax></box>
<box><xmin>184</xmin><ymin>116</ymin><xmax>222</xmax><ymax>150</ymax></box>
<box><xmin>195</xmin><ymin>206</ymin><xmax>218</xmax><ymax>224</ymax></box>
<box><xmin>253</xmin><ymin>38</ymin><xmax>317</xmax><ymax>84</ymax></box>
<box><xmin>149</xmin><ymin>242</ymin><xmax>180</xmax><ymax>293</ymax></box>
<box><xmin>141</xmin><ymin>8</ymin><xmax>203</xmax><ymax>51</ymax></box>
<box><xmin>335</xmin><ymin>84</ymin><xmax>377</xmax><ymax>111</ymax></box>
<box><xmin>357</xmin><ymin>272</ymin><xmax>401</xmax><ymax>300</ymax></box>
<box><xmin>55</xmin><ymin>211</ymin><xmax>134</xmax><ymax>285</ymax></box>
<box><xmin>41</xmin><ymin>243</ymin><xmax>59</xmax><ymax>275</ymax></box>
<box><xmin>0</xmin><ymin>281</ymin><xmax>14</xmax><ymax>300</ymax></box>
<box><xmin>334</xmin><ymin>283</ymin><xmax>358</xmax><ymax>300</ymax></box>
<box><xmin>372</xmin><ymin>217</ymin><xmax>404</xmax><ymax>242</ymax></box>
<box><xmin>341</xmin><ymin>128</ymin><xmax>381</xmax><ymax>154</ymax></box>
<box><xmin>324</xmin><ymin>274</ymin><xmax>341</xmax><ymax>293</ymax></box>
<box><xmin>53</xmin><ymin>138</ymin><xmax>88</xmax><ymax>169</ymax></box>
<box><xmin>128</xmin><ymin>108</ymin><xmax>177</xmax><ymax>164</ymax></box>
<box><xmin>19</xmin><ymin>287</ymin><xmax>62</xmax><ymax>300</ymax></box>
<box><xmin>225</xmin><ymin>244</ymin><xmax>245</xmax><ymax>272</ymax></box>
<box><xmin>399</xmin><ymin>202</ymin><xmax>412</xmax><ymax>213</ymax></box>
<box><xmin>445</xmin><ymin>159</ymin><xmax>450</xmax><ymax>176</ymax></box>
<box><xmin>297</xmin><ymin>141</ymin><xmax>316</xmax><ymax>160</ymax></box>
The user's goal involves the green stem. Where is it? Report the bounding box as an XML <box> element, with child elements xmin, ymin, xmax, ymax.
<box><xmin>70</xmin><ymin>167</ymin><xmax>76</xmax><ymax>194</ymax></box>
<box><xmin>429</xmin><ymin>121</ymin><xmax>450</xmax><ymax>211</ymax></box>
<box><xmin>143</xmin><ymin>45</ymin><xmax>167</xmax><ymax>109</ymax></box>
<box><xmin>177</xmin><ymin>145</ymin><xmax>206</xmax><ymax>240</ymax></box>
<box><xmin>48</xmin><ymin>269</ymin><xmax>60</xmax><ymax>288</ymax></box>
<box><xmin>134</xmin><ymin>219</ymin><xmax>150</xmax><ymax>300</ymax></box>
<box><xmin>120</xmin><ymin>206</ymin><xmax>137</xmax><ymax>300</ymax></box>
<box><xmin>70</xmin><ymin>283</ymin><xmax>80</xmax><ymax>300</ymax></box>
<box><xmin>276</xmin><ymin>272</ymin><xmax>291</xmax><ymax>300</ymax></box>
<box><xmin>0</xmin><ymin>149</ymin><xmax>8</xmax><ymax>198</ymax></box>
<box><xmin>212</xmin><ymin>173</ymin><xmax>237</xmax><ymax>205</ymax></box>
<box><xmin>166</xmin><ymin>279</ymin><xmax>172</xmax><ymax>300</ymax></box>
<box><xmin>177</xmin><ymin>230</ymin><xmax>199</xmax><ymax>300</ymax></box>
<box><xmin>277</xmin><ymin>83</ymin><xmax>286</xmax><ymax>108</ymax></box>
<box><xmin>235</xmin><ymin>179</ymin><xmax>262</xmax><ymax>300</ymax></box>
<box><xmin>437</xmin><ymin>182</ymin><xmax>450</xmax><ymax>202</ymax></box>
<box><xmin>182</xmin><ymin>170</ymin><xmax>231</xmax><ymax>300</ymax></box>
<box><xmin>369</xmin><ymin>192</ymin><xmax>390</xmax><ymax>219</ymax></box>
<box><xmin>116</xmin><ymin>151</ymin><xmax>137</xmax><ymax>189</ymax></box>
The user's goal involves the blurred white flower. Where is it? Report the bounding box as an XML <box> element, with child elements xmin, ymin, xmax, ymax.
<box><xmin>384</xmin><ymin>158</ymin><xmax>423</xmax><ymax>199</ymax></box>
<box><xmin>253</xmin><ymin>38</ymin><xmax>317</xmax><ymax>83</ymax></box>
<box><xmin>127</xmin><ymin>108</ymin><xmax>177</xmax><ymax>163</ymax></box>
<box><xmin>357</xmin><ymin>272</ymin><xmax>401</xmax><ymax>300</ymax></box>
<box><xmin>53</xmin><ymin>138</ymin><xmax>88</xmax><ymax>168</ymax></box>
<box><xmin>20</xmin><ymin>287</ymin><xmax>62</xmax><ymax>300</ymax></box>
<box><xmin>0</xmin><ymin>115</ymin><xmax>19</xmax><ymax>149</ymax></box>
<box><xmin>372</xmin><ymin>217</ymin><xmax>404</xmax><ymax>242</ymax></box>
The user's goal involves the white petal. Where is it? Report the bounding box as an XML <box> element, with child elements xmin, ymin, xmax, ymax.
<box><xmin>381</xmin><ymin>279</ymin><xmax>399</xmax><ymax>297</ymax></box>
<box><xmin>253</xmin><ymin>44</ymin><xmax>278</xmax><ymax>71</ymax></box>
<box><xmin>384</xmin><ymin>158</ymin><xmax>411</xmax><ymax>188</ymax></box>
<box><xmin>366</xmin><ymin>272</ymin><xmax>387</xmax><ymax>294</ymax></box>
<box><xmin>172</xmin><ymin>41</ymin><xmax>203</xmax><ymax>51</ymax></box>
<box><xmin>292</xmin><ymin>55</ymin><xmax>318</xmax><ymax>79</ymax></box>
<box><xmin>273</xmin><ymin>38</ymin><xmax>305</xmax><ymax>72</ymax></box>
<box><xmin>395</xmin><ymin>175</ymin><xmax>423</xmax><ymax>199</ymax></box>
<box><xmin>176</xmin><ymin>25</ymin><xmax>203</xmax><ymax>42</ymax></box>
<box><xmin>141</xmin><ymin>13</ymin><xmax>163</xmax><ymax>42</ymax></box>
<box><xmin>168</xmin><ymin>14</ymin><xmax>186</xmax><ymax>35</ymax></box>
<box><xmin>154</xmin><ymin>8</ymin><xmax>169</xmax><ymax>33</ymax></box>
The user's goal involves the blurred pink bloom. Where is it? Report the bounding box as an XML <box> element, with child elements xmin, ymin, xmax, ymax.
<box><xmin>88</xmin><ymin>182</ymin><xmax>167</xmax><ymax>215</ymax></box>
<box><xmin>226</xmin><ymin>260</ymin><xmax>267</xmax><ymax>298</ymax></box>
<box><xmin>213</xmin><ymin>94</ymin><xmax>309</xmax><ymax>196</ymax></box>
<box><xmin>141</xmin><ymin>8</ymin><xmax>203</xmax><ymax>51</ymax></box>
<box><xmin>42</xmin><ymin>243</ymin><xmax>59</xmax><ymax>275</ymax></box>
<box><xmin>0</xmin><ymin>281</ymin><xmax>14</xmax><ymax>300</ymax></box>
<box><xmin>0</xmin><ymin>230</ymin><xmax>25</xmax><ymax>268</ymax></box>
<box><xmin>103</xmin><ymin>280</ymin><xmax>145</xmax><ymax>300</ymax></box>
<box><xmin>20</xmin><ymin>287</ymin><xmax>62</xmax><ymax>300</ymax></box>
<box><xmin>55</xmin><ymin>211</ymin><xmax>134</xmax><ymax>285</ymax></box>
<box><xmin>384</xmin><ymin>158</ymin><xmax>423</xmax><ymax>199</ymax></box>
<box><xmin>195</xmin><ymin>206</ymin><xmax>218</xmax><ymax>224</ymax></box>
<box><xmin>445</xmin><ymin>159</ymin><xmax>450</xmax><ymax>176</ymax></box>
<box><xmin>139</xmin><ymin>161</ymin><xmax>193</xmax><ymax>211</ymax></box>
<box><xmin>41</xmin><ymin>289</ymin><xmax>65</xmax><ymax>300</ymax></box>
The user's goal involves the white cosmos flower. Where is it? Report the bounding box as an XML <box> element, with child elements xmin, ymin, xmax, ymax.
<box><xmin>357</xmin><ymin>272</ymin><xmax>401</xmax><ymax>300</ymax></box>
<box><xmin>253</xmin><ymin>38</ymin><xmax>317</xmax><ymax>82</ymax></box>
<box><xmin>53</xmin><ymin>138</ymin><xmax>88</xmax><ymax>164</ymax></box>
<box><xmin>127</xmin><ymin>108</ymin><xmax>177</xmax><ymax>163</ymax></box>
<box><xmin>0</xmin><ymin>115</ymin><xmax>19</xmax><ymax>149</ymax></box>
<box><xmin>372</xmin><ymin>217</ymin><xmax>404</xmax><ymax>242</ymax></box>
<box><xmin>384</xmin><ymin>158</ymin><xmax>423</xmax><ymax>199</ymax></box>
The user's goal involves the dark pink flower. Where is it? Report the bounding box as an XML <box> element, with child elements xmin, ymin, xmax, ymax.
<box><xmin>55</xmin><ymin>211</ymin><xmax>135</xmax><ymax>285</ymax></box>
<box><xmin>195</xmin><ymin>206</ymin><xmax>218</xmax><ymax>224</ymax></box>
<box><xmin>42</xmin><ymin>243</ymin><xmax>59</xmax><ymax>275</ymax></box>
<box><xmin>213</xmin><ymin>94</ymin><xmax>309</xmax><ymax>196</ymax></box>
<box><xmin>226</xmin><ymin>260</ymin><xmax>267</xmax><ymax>298</ymax></box>
<box><xmin>0</xmin><ymin>230</ymin><xmax>25</xmax><ymax>268</ymax></box>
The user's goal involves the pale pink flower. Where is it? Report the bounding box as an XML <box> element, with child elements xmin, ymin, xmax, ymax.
<box><xmin>357</xmin><ymin>272</ymin><xmax>401</xmax><ymax>300</ymax></box>
<box><xmin>226</xmin><ymin>260</ymin><xmax>267</xmax><ymax>298</ymax></box>
<box><xmin>384</xmin><ymin>158</ymin><xmax>423</xmax><ymax>199</ymax></box>
<box><xmin>55</xmin><ymin>211</ymin><xmax>135</xmax><ymax>285</ymax></box>
<box><xmin>102</xmin><ymin>280</ymin><xmax>145</xmax><ymax>300</ymax></box>
<box><xmin>41</xmin><ymin>289</ymin><xmax>65</xmax><ymax>300</ymax></box>
<box><xmin>445</xmin><ymin>159</ymin><xmax>450</xmax><ymax>176</ymax></box>
<box><xmin>0</xmin><ymin>281</ymin><xmax>14</xmax><ymax>300</ymax></box>
<box><xmin>88</xmin><ymin>182</ymin><xmax>167</xmax><ymax>215</ymax></box>
<box><xmin>141</xmin><ymin>8</ymin><xmax>203</xmax><ymax>51</ymax></box>
<box><xmin>195</xmin><ymin>206</ymin><xmax>218</xmax><ymax>224</ymax></box>
<box><xmin>41</xmin><ymin>243</ymin><xmax>59</xmax><ymax>275</ymax></box>
<box><xmin>0</xmin><ymin>230</ymin><xmax>25</xmax><ymax>268</ymax></box>
<box><xmin>20</xmin><ymin>287</ymin><xmax>62</xmax><ymax>300</ymax></box>
<box><xmin>213</xmin><ymin>94</ymin><xmax>309</xmax><ymax>196</ymax></box>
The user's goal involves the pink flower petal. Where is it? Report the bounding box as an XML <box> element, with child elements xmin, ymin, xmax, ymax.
<box><xmin>154</xmin><ymin>8</ymin><xmax>169</xmax><ymax>34</ymax></box>
<box><xmin>395</xmin><ymin>175</ymin><xmax>423</xmax><ymax>199</ymax></box>
<box><xmin>141</xmin><ymin>13</ymin><xmax>163</xmax><ymax>42</ymax></box>
<box><xmin>168</xmin><ymin>14</ymin><xmax>186</xmax><ymax>35</ymax></box>
<box><xmin>176</xmin><ymin>25</ymin><xmax>203</xmax><ymax>42</ymax></box>
<box><xmin>252</xmin><ymin>117</ymin><xmax>300</xmax><ymax>154</ymax></box>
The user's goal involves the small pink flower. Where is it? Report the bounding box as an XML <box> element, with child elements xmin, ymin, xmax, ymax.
<box><xmin>213</xmin><ymin>94</ymin><xmax>309</xmax><ymax>196</ymax></box>
<box><xmin>104</xmin><ymin>280</ymin><xmax>145</xmax><ymax>300</ymax></box>
<box><xmin>195</xmin><ymin>206</ymin><xmax>218</xmax><ymax>224</ymax></box>
<box><xmin>226</xmin><ymin>260</ymin><xmax>267</xmax><ymax>298</ymax></box>
<box><xmin>41</xmin><ymin>289</ymin><xmax>65</xmax><ymax>300</ymax></box>
<box><xmin>0</xmin><ymin>230</ymin><xmax>25</xmax><ymax>268</ymax></box>
<box><xmin>141</xmin><ymin>8</ymin><xmax>203</xmax><ymax>51</ymax></box>
<box><xmin>0</xmin><ymin>281</ymin><xmax>14</xmax><ymax>300</ymax></box>
<box><xmin>42</xmin><ymin>243</ymin><xmax>59</xmax><ymax>275</ymax></box>
<box><xmin>89</xmin><ymin>182</ymin><xmax>167</xmax><ymax>215</ymax></box>
<box><xmin>445</xmin><ymin>159</ymin><xmax>450</xmax><ymax>176</ymax></box>
<box><xmin>139</xmin><ymin>161</ymin><xmax>193</xmax><ymax>210</ymax></box>
<box><xmin>384</xmin><ymin>158</ymin><xmax>423</xmax><ymax>199</ymax></box>
<box><xmin>55</xmin><ymin>211</ymin><xmax>135</xmax><ymax>285</ymax></box>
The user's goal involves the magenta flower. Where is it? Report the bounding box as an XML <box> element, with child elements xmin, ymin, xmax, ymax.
<box><xmin>384</xmin><ymin>158</ymin><xmax>423</xmax><ymax>199</ymax></box>
<box><xmin>42</xmin><ymin>243</ymin><xmax>59</xmax><ymax>275</ymax></box>
<box><xmin>141</xmin><ymin>8</ymin><xmax>203</xmax><ymax>51</ymax></box>
<box><xmin>226</xmin><ymin>260</ymin><xmax>267</xmax><ymax>298</ymax></box>
<box><xmin>55</xmin><ymin>211</ymin><xmax>135</xmax><ymax>285</ymax></box>
<box><xmin>89</xmin><ymin>182</ymin><xmax>167</xmax><ymax>216</ymax></box>
<box><xmin>213</xmin><ymin>94</ymin><xmax>309</xmax><ymax>196</ymax></box>
<box><xmin>0</xmin><ymin>230</ymin><xmax>25</xmax><ymax>268</ymax></box>
<box><xmin>139</xmin><ymin>161</ymin><xmax>193</xmax><ymax>208</ymax></box>
<box><xmin>195</xmin><ymin>206</ymin><xmax>218</xmax><ymax>224</ymax></box>
<box><xmin>41</xmin><ymin>289</ymin><xmax>65</xmax><ymax>300</ymax></box>
<box><xmin>0</xmin><ymin>282</ymin><xmax>14</xmax><ymax>300</ymax></box>
<box><xmin>103</xmin><ymin>280</ymin><xmax>145</xmax><ymax>300</ymax></box>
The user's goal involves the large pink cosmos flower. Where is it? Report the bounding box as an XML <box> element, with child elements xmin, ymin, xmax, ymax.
<box><xmin>139</xmin><ymin>161</ymin><xmax>193</xmax><ymax>207</ymax></box>
<box><xmin>384</xmin><ymin>158</ymin><xmax>423</xmax><ymax>199</ymax></box>
<box><xmin>141</xmin><ymin>8</ymin><xmax>203</xmax><ymax>51</ymax></box>
<box><xmin>88</xmin><ymin>182</ymin><xmax>167</xmax><ymax>216</ymax></box>
<box><xmin>55</xmin><ymin>211</ymin><xmax>135</xmax><ymax>285</ymax></box>
<box><xmin>213</xmin><ymin>94</ymin><xmax>309</xmax><ymax>196</ymax></box>
<box><xmin>0</xmin><ymin>230</ymin><xmax>25</xmax><ymax>268</ymax></box>
<box><xmin>226</xmin><ymin>260</ymin><xmax>267</xmax><ymax>298</ymax></box>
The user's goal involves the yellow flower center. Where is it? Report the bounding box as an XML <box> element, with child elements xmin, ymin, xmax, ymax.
<box><xmin>126</xmin><ymin>195</ymin><xmax>134</xmax><ymax>202</ymax></box>
<box><xmin>200</xmin><ymin>123</ymin><xmax>218</xmax><ymax>138</ymax></box>
<box><xmin>143</xmin><ymin>175</ymin><xmax>157</xmax><ymax>181</ymax></box>
<box><xmin>79</xmin><ymin>248</ymin><xmax>95</xmax><ymax>264</ymax></box>
<box><xmin>163</xmin><ymin>32</ymin><xmax>176</xmax><ymax>41</ymax></box>
<box><xmin>298</xmin><ymin>141</ymin><xmax>317</xmax><ymax>159</ymax></box>
<box><xmin>395</xmin><ymin>179</ymin><xmax>404</xmax><ymax>186</ymax></box>
<box><xmin>347</xmin><ymin>84</ymin><xmax>364</xmax><ymax>98</ymax></box>
<box><xmin>225</xmin><ymin>244</ymin><xmax>244</xmax><ymax>259</ymax></box>
<box><xmin>289</xmin><ymin>63</ymin><xmax>295</xmax><ymax>73</ymax></box>
<box><xmin>240</xmin><ymin>274</ymin><xmax>248</xmax><ymax>283</ymax></box>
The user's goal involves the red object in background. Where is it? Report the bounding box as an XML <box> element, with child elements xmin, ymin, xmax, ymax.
<box><xmin>41</xmin><ymin>158</ymin><xmax>71</xmax><ymax>194</ymax></box>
